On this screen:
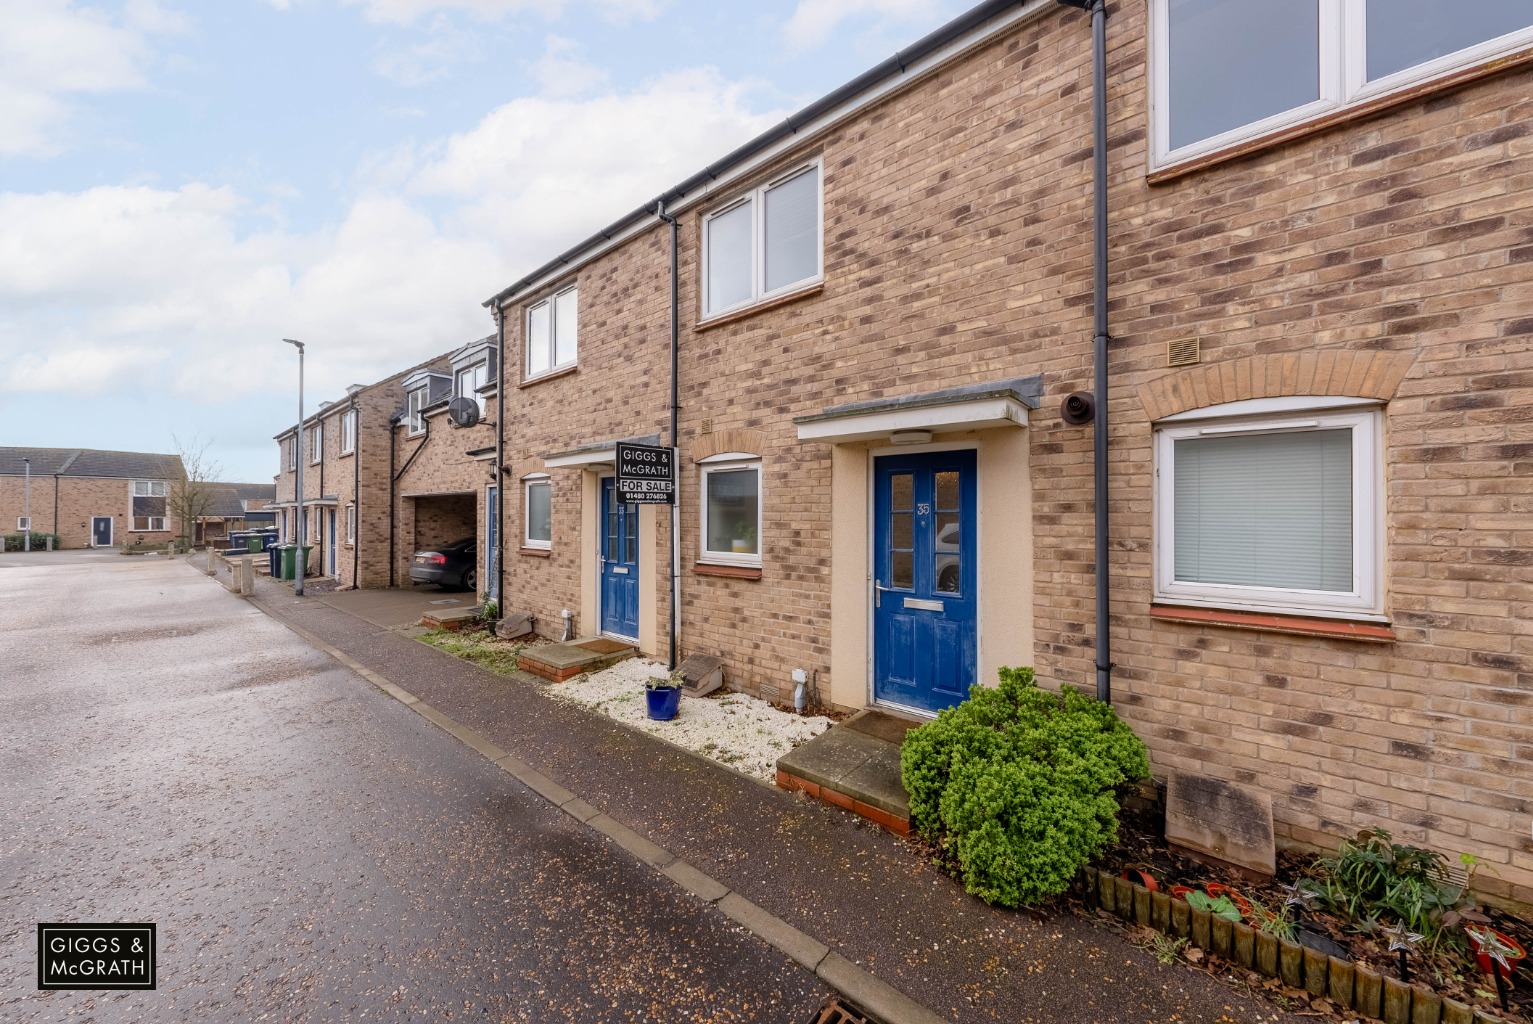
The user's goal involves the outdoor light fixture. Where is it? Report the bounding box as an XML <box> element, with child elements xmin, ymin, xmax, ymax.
<box><xmin>890</xmin><ymin>430</ymin><xmax>934</xmax><ymax>445</ymax></box>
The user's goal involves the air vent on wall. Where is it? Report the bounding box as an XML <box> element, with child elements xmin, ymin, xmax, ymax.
<box><xmin>1168</xmin><ymin>337</ymin><xmax>1200</xmax><ymax>367</ymax></box>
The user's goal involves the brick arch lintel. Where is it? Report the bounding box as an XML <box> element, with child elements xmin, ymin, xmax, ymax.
<box><xmin>693</xmin><ymin>428</ymin><xmax>767</xmax><ymax>463</ymax></box>
<box><xmin>1138</xmin><ymin>351</ymin><xmax>1417</xmax><ymax>423</ymax></box>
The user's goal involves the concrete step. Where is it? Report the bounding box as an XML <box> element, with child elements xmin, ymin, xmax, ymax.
<box><xmin>775</xmin><ymin>709</ymin><xmax>919</xmax><ymax>836</ymax></box>
<box><xmin>518</xmin><ymin>637</ymin><xmax>636</xmax><ymax>682</ymax></box>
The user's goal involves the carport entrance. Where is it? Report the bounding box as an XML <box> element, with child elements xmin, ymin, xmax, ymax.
<box><xmin>407</xmin><ymin>492</ymin><xmax>479</xmax><ymax>590</ymax></box>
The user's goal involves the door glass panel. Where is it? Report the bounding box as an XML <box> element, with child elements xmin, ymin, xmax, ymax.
<box><xmin>625</xmin><ymin>505</ymin><xmax>637</xmax><ymax>564</ymax></box>
<box><xmin>935</xmin><ymin>471</ymin><xmax>959</xmax><ymax>511</ymax></box>
<box><xmin>891</xmin><ymin>511</ymin><xmax>913</xmax><ymax>551</ymax></box>
<box><xmin>935</xmin><ymin>512</ymin><xmax>960</xmax><ymax>594</ymax></box>
<box><xmin>891</xmin><ymin>551</ymin><xmax>914</xmax><ymax>590</ymax></box>
<box><xmin>891</xmin><ymin>473</ymin><xmax>913</xmax><ymax>511</ymax></box>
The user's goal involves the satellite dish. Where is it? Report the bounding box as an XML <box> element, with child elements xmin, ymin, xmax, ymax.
<box><xmin>447</xmin><ymin>397</ymin><xmax>481</xmax><ymax>429</ymax></box>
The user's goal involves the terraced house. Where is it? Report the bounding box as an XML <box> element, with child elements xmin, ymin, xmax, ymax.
<box><xmin>482</xmin><ymin>0</ymin><xmax>1533</xmax><ymax>905</ymax></box>
<box><xmin>0</xmin><ymin>447</ymin><xmax>186</xmax><ymax>549</ymax></box>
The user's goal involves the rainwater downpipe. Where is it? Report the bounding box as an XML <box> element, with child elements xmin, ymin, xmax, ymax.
<box><xmin>1057</xmin><ymin>0</ymin><xmax>1113</xmax><ymax>704</ymax></box>
<box><xmin>656</xmin><ymin>199</ymin><xmax>681</xmax><ymax>673</ymax></box>
<box><xmin>495</xmin><ymin>306</ymin><xmax>506</xmax><ymax>613</ymax></box>
<box><xmin>350</xmin><ymin>393</ymin><xmax>360</xmax><ymax>588</ymax></box>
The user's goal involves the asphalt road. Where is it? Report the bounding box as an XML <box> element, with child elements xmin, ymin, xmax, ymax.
<box><xmin>0</xmin><ymin>555</ymin><xmax>826</xmax><ymax>1022</ymax></box>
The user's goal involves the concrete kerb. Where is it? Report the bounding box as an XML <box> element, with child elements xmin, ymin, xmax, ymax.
<box><xmin>224</xmin><ymin>573</ymin><xmax>952</xmax><ymax>1024</ymax></box>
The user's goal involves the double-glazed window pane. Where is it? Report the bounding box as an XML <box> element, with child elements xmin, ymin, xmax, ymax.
<box><xmin>526</xmin><ymin>482</ymin><xmax>551</xmax><ymax>545</ymax></box>
<box><xmin>889</xmin><ymin>472</ymin><xmax>914</xmax><ymax>590</ymax></box>
<box><xmin>1365</xmin><ymin>0</ymin><xmax>1533</xmax><ymax>81</ymax></box>
<box><xmin>407</xmin><ymin>389</ymin><xmax>424</xmax><ymax>433</ymax></box>
<box><xmin>705</xmin><ymin>467</ymin><xmax>759</xmax><ymax>557</ymax></box>
<box><xmin>706</xmin><ymin>201</ymin><xmax>753</xmax><ymax>313</ymax></box>
<box><xmin>554</xmin><ymin>289</ymin><xmax>578</xmax><ymax>368</ymax></box>
<box><xmin>527</xmin><ymin>302</ymin><xmax>552</xmax><ymax>377</ymax></box>
<box><xmin>1173</xmin><ymin>428</ymin><xmax>1353</xmax><ymax>592</ymax></box>
<box><xmin>1168</xmin><ymin>0</ymin><xmax>1319</xmax><ymax>151</ymax></box>
<box><xmin>764</xmin><ymin>168</ymin><xmax>819</xmax><ymax>293</ymax></box>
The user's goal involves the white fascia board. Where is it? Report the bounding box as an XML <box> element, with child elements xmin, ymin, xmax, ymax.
<box><xmin>796</xmin><ymin>397</ymin><xmax>1029</xmax><ymax>444</ymax></box>
<box><xmin>493</xmin><ymin>0</ymin><xmax>1049</xmax><ymax>309</ymax></box>
<box><xmin>543</xmin><ymin>447</ymin><xmax>615</xmax><ymax>470</ymax></box>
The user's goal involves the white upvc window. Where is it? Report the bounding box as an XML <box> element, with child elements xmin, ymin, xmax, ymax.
<box><xmin>457</xmin><ymin>361</ymin><xmax>489</xmax><ymax>415</ymax></box>
<box><xmin>523</xmin><ymin>475</ymin><xmax>552</xmax><ymax>549</ymax></box>
<box><xmin>1151</xmin><ymin>0</ymin><xmax>1533</xmax><ymax>168</ymax></box>
<box><xmin>341</xmin><ymin>410</ymin><xmax>357</xmax><ymax>454</ymax></box>
<box><xmin>17</xmin><ymin>516</ymin><xmax>30</xmax><ymax>530</ymax></box>
<box><xmin>132</xmin><ymin>480</ymin><xmax>167</xmax><ymax>498</ymax></box>
<box><xmin>311</xmin><ymin>421</ymin><xmax>323</xmax><ymax>464</ymax></box>
<box><xmin>287</xmin><ymin>437</ymin><xmax>296</xmax><ymax>471</ymax></box>
<box><xmin>702</xmin><ymin>161</ymin><xmax>823</xmax><ymax>319</ymax></box>
<box><xmin>346</xmin><ymin>504</ymin><xmax>355</xmax><ymax>544</ymax></box>
<box><xmin>526</xmin><ymin>286</ymin><xmax>577</xmax><ymax>380</ymax></box>
<box><xmin>406</xmin><ymin>388</ymin><xmax>426</xmax><ymax>436</ymax></box>
<box><xmin>699</xmin><ymin>455</ymin><xmax>762</xmax><ymax>567</ymax></box>
<box><xmin>1153</xmin><ymin>399</ymin><xmax>1384</xmax><ymax>620</ymax></box>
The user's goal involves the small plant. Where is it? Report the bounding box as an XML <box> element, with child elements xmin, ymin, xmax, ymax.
<box><xmin>1244</xmin><ymin>895</ymin><xmax>1298</xmax><ymax>941</ymax></box>
<box><xmin>1305</xmin><ymin>828</ymin><xmax>1478</xmax><ymax>953</ymax></box>
<box><xmin>482</xmin><ymin>600</ymin><xmax>499</xmax><ymax>620</ymax></box>
<box><xmin>646</xmin><ymin>672</ymin><xmax>682</xmax><ymax>690</ymax></box>
<box><xmin>1186</xmin><ymin>891</ymin><xmax>1243</xmax><ymax>923</ymax></box>
<box><xmin>900</xmin><ymin>666</ymin><xmax>1150</xmax><ymax>908</ymax></box>
<box><xmin>1148</xmin><ymin>932</ymin><xmax>1189</xmax><ymax>964</ymax></box>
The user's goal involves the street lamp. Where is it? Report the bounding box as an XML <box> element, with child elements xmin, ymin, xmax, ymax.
<box><xmin>23</xmin><ymin>458</ymin><xmax>30</xmax><ymax>553</ymax></box>
<box><xmin>283</xmin><ymin>338</ymin><xmax>305</xmax><ymax>596</ymax></box>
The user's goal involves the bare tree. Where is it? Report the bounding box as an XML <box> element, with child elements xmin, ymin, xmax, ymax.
<box><xmin>166</xmin><ymin>434</ymin><xmax>223</xmax><ymax>549</ymax></box>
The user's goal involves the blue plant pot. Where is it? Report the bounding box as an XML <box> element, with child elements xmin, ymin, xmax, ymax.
<box><xmin>645</xmin><ymin>686</ymin><xmax>681</xmax><ymax>721</ymax></box>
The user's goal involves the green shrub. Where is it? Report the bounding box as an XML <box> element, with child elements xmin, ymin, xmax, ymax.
<box><xmin>900</xmin><ymin>666</ymin><xmax>1150</xmax><ymax>908</ymax></box>
<box><xmin>3</xmin><ymin>532</ymin><xmax>62</xmax><ymax>552</ymax></box>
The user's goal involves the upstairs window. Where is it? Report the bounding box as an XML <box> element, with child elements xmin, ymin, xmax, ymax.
<box><xmin>406</xmin><ymin>388</ymin><xmax>426</xmax><ymax>436</ymax></box>
<box><xmin>1153</xmin><ymin>0</ymin><xmax>1533</xmax><ymax>166</ymax></box>
<box><xmin>526</xmin><ymin>286</ymin><xmax>577</xmax><ymax>379</ymax></box>
<box><xmin>1154</xmin><ymin>400</ymin><xmax>1383</xmax><ymax>619</ymax></box>
<box><xmin>457</xmin><ymin>362</ymin><xmax>489</xmax><ymax>415</ymax></box>
<box><xmin>703</xmin><ymin>162</ymin><xmax>822</xmax><ymax>318</ymax></box>
<box><xmin>311</xmin><ymin>421</ymin><xmax>323</xmax><ymax>464</ymax></box>
<box><xmin>341</xmin><ymin>410</ymin><xmax>356</xmax><ymax>454</ymax></box>
<box><xmin>287</xmin><ymin>438</ymin><xmax>296</xmax><ymax>471</ymax></box>
<box><xmin>131</xmin><ymin>480</ymin><xmax>168</xmax><ymax>532</ymax></box>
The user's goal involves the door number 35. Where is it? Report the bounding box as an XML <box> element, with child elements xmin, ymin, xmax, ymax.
<box><xmin>915</xmin><ymin>503</ymin><xmax>931</xmax><ymax>516</ymax></box>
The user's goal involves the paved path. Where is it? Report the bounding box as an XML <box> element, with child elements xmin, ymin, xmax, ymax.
<box><xmin>0</xmin><ymin>556</ymin><xmax>825</xmax><ymax>1022</ymax></box>
<box><xmin>238</xmin><ymin>568</ymin><xmax>1302</xmax><ymax>1024</ymax></box>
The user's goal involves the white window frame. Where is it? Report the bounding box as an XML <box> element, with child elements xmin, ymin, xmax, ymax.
<box><xmin>340</xmin><ymin>409</ymin><xmax>357</xmax><ymax>455</ymax></box>
<box><xmin>132</xmin><ymin>480</ymin><xmax>167</xmax><ymax>498</ymax></box>
<box><xmin>523</xmin><ymin>475</ymin><xmax>552</xmax><ymax>550</ymax></box>
<box><xmin>17</xmin><ymin>516</ymin><xmax>31</xmax><ymax>531</ymax></box>
<box><xmin>310</xmin><ymin>421</ymin><xmax>323</xmax><ymax>464</ymax></box>
<box><xmin>345</xmin><ymin>504</ymin><xmax>355</xmax><ymax>544</ymax></box>
<box><xmin>699</xmin><ymin>454</ymin><xmax>763</xmax><ymax>568</ymax></box>
<box><xmin>525</xmin><ymin>285</ymin><xmax>578</xmax><ymax>381</ymax></box>
<box><xmin>406</xmin><ymin>388</ymin><xmax>426</xmax><ymax>436</ymax></box>
<box><xmin>457</xmin><ymin>362</ymin><xmax>489</xmax><ymax>415</ymax></box>
<box><xmin>132</xmin><ymin>516</ymin><xmax>169</xmax><ymax>532</ymax></box>
<box><xmin>1153</xmin><ymin>399</ymin><xmax>1384</xmax><ymax>620</ymax></box>
<box><xmin>287</xmin><ymin>437</ymin><xmax>296</xmax><ymax>471</ymax></box>
<box><xmin>1150</xmin><ymin>0</ymin><xmax>1533</xmax><ymax>169</ymax></box>
<box><xmin>700</xmin><ymin>159</ymin><xmax>824</xmax><ymax>321</ymax></box>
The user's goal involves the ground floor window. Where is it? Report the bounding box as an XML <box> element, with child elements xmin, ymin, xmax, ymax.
<box><xmin>132</xmin><ymin>516</ymin><xmax>168</xmax><ymax>532</ymax></box>
<box><xmin>1154</xmin><ymin>399</ymin><xmax>1382</xmax><ymax>619</ymax></box>
<box><xmin>700</xmin><ymin>457</ymin><xmax>762</xmax><ymax>567</ymax></box>
<box><xmin>17</xmin><ymin>516</ymin><xmax>30</xmax><ymax>531</ymax></box>
<box><xmin>346</xmin><ymin>505</ymin><xmax>355</xmax><ymax>544</ymax></box>
<box><xmin>524</xmin><ymin>476</ymin><xmax>551</xmax><ymax>549</ymax></box>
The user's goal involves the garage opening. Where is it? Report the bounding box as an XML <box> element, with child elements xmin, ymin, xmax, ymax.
<box><xmin>409</xmin><ymin>492</ymin><xmax>478</xmax><ymax>590</ymax></box>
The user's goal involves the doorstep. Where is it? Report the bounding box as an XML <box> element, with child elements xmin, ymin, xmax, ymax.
<box><xmin>518</xmin><ymin>636</ymin><xmax>637</xmax><ymax>682</ymax></box>
<box><xmin>775</xmin><ymin>710</ymin><xmax>918</xmax><ymax>836</ymax></box>
<box><xmin>419</xmin><ymin>607</ymin><xmax>483</xmax><ymax>631</ymax></box>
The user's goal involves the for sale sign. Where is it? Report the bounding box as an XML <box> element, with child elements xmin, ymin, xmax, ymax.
<box><xmin>616</xmin><ymin>443</ymin><xmax>675</xmax><ymax>504</ymax></box>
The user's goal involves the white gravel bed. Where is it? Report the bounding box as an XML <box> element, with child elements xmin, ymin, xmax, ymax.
<box><xmin>548</xmin><ymin>657</ymin><xmax>834</xmax><ymax>781</ymax></box>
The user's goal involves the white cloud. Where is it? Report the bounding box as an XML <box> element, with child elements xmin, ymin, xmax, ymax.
<box><xmin>0</xmin><ymin>0</ymin><xmax>173</xmax><ymax>156</ymax></box>
<box><xmin>335</xmin><ymin>0</ymin><xmax>662</xmax><ymax>27</ymax></box>
<box><xmin>373</xmin><ymin>17</ymin><xmax>485</xmax><ymax>85</ymax></box>
<box><xmin>783</xmin><ymin>0</ymin><xmax>936</xmax><ymax>50</ymax></box>
<box><xmin>528</xmin><ymin>34</ymin><xmax>608</xmax><ymax>98</ymax></box>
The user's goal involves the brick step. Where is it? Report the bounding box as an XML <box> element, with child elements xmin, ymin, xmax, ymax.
<box><xmin>518</xmin><ymin>637</ymin><xmax>636</xmax><ymax>682</ymax></box>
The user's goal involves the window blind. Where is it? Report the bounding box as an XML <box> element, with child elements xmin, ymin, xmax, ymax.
<box><xmin>1173</xmin><ymin>427</ymin><xmax>1353</xmax><ymax>592</ymax></box>
<box><xmin>764</xmin><ymin>168</ymin><xmax>818</xmax><ymax>293</ymax></box>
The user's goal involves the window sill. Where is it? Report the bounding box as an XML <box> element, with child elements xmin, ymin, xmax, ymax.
<box><xmin>519</xmin><ymin>364</ymin><xmax>578</xmax><ymax>390</ymax></box>
<box><xmin>693</xmin><ymin>562</ymin><xmax>762</xmax><ymax>579</ymax></box>
<box><xmin>694</xmin><ymin>282</ymin><xmax>824</xmax><ymax>333</ymax></box>
<box><xmin>1149</xmin><ymin>604</ymin><xmax>1395</xmax><ymax>643</ymax></box>
<box><xmin>519</xmin><ymin>546</ymin><xmax>552</xmax><ymax>558</ymax></box>
<box><xmin>1147</xmin><ymin>44</ymin><xmax>1533</xmax><ymax>186</ymax></box>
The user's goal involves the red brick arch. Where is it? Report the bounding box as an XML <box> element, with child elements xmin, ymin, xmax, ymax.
<box><xmin>1138</xmin><ymin>351</ymin><xmax>1417</xmax><ymax>422</ymax></box>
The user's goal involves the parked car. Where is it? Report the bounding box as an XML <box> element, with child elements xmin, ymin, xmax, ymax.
<box><xmin>410</xmin><ymin>537</ymin><xmax>477</xmax><ymax>591</ymax></box>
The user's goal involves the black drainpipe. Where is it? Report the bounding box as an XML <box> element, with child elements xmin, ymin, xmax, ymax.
<box><xmin>1058</xmin><ymin>0</ymin><xmax>1113</xmax><ymax>704</ymax></box>
<box><xmin>53</xmin><ymin>474</ymin><xmax>60</xmax><ymax>538</ymax></box>
<box><xmin>392</xmin><ymin>414</ymin><xmax>432</xmax><ymax>588</ymax></box>
<box><xmin>495</xmin><ymin>308</ymin><xmax>506</xmax><ymax>612</ymax></box>
<box><xmin>655</xmin><ymin>199</ymin><xmax>680</xmax><ymax>672</ymax></box>
<box><xmin>351</xmin><ymin>394</ymin><xmax>360</xmax><ymax>588</ymax></box>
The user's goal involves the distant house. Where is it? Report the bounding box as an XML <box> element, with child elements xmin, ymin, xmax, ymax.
<box><xmin>0</xmin><ymin>447</ymin><xmax>187</xmax><ymax>548</ymax></box>
<box><xmin>194</xmin><ymin>483</ymin><xmax>277</xmax><ymax>548</ymax></box>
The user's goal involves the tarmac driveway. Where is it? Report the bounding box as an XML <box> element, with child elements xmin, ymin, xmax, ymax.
<box><xmin>0</xmin><ymin>555</ymin><xmax>824</xmax><ymax>1022</ymax></box>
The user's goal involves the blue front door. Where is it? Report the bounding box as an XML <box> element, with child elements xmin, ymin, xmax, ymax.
<box><xmin>327</xmin><ymin>509</ymin><xmax>336</xmax><ymax>576</ymax></box>
<box><xmin>485</xmin><ymin>486</ymin><xmax>498</xmax><ymax>602</ymax></box>
<box><xmin>599</xmin><ymin>478</ymin><xmax>640</xmax><ymax>639</ymax></box>
<box><xmin>873</xmin><ymin>450</ymin><xmax>977</xmax><ymax>714</ymax></box>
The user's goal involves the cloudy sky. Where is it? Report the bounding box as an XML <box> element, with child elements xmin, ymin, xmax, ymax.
<box><xmin>0</xmin><ymin>0</ymin><xmax>967</xmax><ymax>483</ymax></box>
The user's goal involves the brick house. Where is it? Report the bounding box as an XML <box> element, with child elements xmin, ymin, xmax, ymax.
<box><xmin>194</xmin><ymin>483</ymin><xmax>277</xmax><ymax>548</ymax></box>
<box><xmin>389</xmin><ymin>336</ymin><xmax>502</xmax><ymax>596</ymax></box>
<box><xmin>482</xmin><ymin>0</ymin><xmax>1533</xmax><ymax>903</ymax></box>
<box><xmin>0</xmin><ymin>447</ymin><xmax>187</xmax><ymax>549</ymax></box>
<box><xmin>274</xmin><ymin>355</ymin><xmax>447</xmax><ymax>588</ymax></box>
